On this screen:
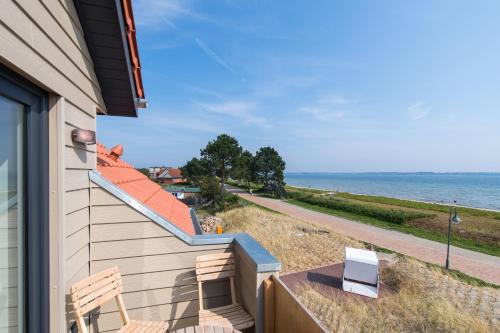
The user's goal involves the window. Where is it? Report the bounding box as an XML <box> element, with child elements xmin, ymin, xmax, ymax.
<box><xmin>0</xmin><ymin>65</ymin><xmax>49</xmax><ymax>333</ymax></box>
<box><xmin>0</xmin><ymin>94</ymin><xmax>25</xmax><ymax>332</ymax></box>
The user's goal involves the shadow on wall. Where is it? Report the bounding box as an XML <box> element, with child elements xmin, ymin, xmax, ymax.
<box><xmin>169</xmin><ymin>270</ymin><xmax>232</xmax><ymax>331</ymax></box>
<box><xmin>60</xmin><ymin>0</ymin><xmax>104</xmax><ymax>102</ymax></box>
<box><xmin>66</xmin><ymin>292</ymin><xmax>99</xmax><ymax>333</ymax></box>
<box><xmin>169</xmin><ymin>270</ymin><xmax>198</xmax><ymax>330</ymax></box>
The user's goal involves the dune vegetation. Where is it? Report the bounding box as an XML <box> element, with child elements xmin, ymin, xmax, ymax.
<box><xmin>285</xmin><ymin>187</ymin><xmax>500</xmax><ymax>256</ymax></box>
<box><xmin>217</xmin><ymin>206</ymin><xmax>500</xmax><ymax>332</ymax></box>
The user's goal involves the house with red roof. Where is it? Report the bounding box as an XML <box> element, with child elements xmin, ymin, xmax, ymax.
<box><xmin>0</xmin><ymin>1</ymin><xmax>327</xmax><ymax>333</ymax></box>
<box><xmin>157</xmin><ymin>167</ymin><xmax>187</xmax><ymax>184</ymax></box>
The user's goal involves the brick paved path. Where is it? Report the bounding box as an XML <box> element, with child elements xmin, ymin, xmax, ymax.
<box><xmin>227</xmin><ymin>187</ymin><xmax>500</xmax><ymax>285</ymax></box>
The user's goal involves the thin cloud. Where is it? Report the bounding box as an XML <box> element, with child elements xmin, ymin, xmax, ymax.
<box><xmin>133</xmin><ymin>0</ymin><xmax>207</xmax><ymax>29</ymax></box>
<box><xmin>195</xmin><ymin>38</ymin><xmax>237</xmax><ymax>75</ymax></box>
<box><xmin>185</xmin><ymin>85</ymin><xmax>225</xmax><ymax>99</ymax></box>
<box><xmin>197</xmin><ymin>101</ymin><xmax>268</xmax><ymax>127</ymax></box>
<box><xmin>408</xmin><ymin>101</ymin><xmax>430</xmax><ymax>120</ymax></box>
<box><xmin>301</xmin><ymin>107</ymin><xmax>346</xmax><ymax>121</ymax></box>
<box><xmin>143</xmin><ymin>108</ymin><xmax>220</xmax><ymax>132</ymax></box>
<box><xmin>318</xmin><ymin>93</ymin><xmax>352</xmax><ymax>105</ymax></box>
<box><xmin>147</xmin><ymin>41</ymin><xmax>179</xmax><ymax>50</ymax></box>
<box><xmin>300</xmin><ymin>93</ymin><xmax>351</xmax><ymax>120</ymax></box>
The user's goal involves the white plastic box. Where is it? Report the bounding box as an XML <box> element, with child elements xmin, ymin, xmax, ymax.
<box><xmin>342</xmin><ymin>247</ymin><xmax>379</xmax><ymax>298</ymax></box>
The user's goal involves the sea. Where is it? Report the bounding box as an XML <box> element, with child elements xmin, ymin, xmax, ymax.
<box><xmin>285</xmin><ymin>172</ymin><xmax>500</xmax><ymax>211</ymax></box>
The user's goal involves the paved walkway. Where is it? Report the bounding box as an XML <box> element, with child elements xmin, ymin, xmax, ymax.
<box><xmin>227</xmin><ymin>187</ymin><xmax>500</xmax><ymax>285</ymax></box>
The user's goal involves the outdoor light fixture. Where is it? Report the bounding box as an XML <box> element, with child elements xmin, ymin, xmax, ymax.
<box><xmin>445</xmin><ymin>200</ymin><xmax>461</xmax><ymax>270</ymax></box>
<box><xmin>71</xmin><ymin>129</ymin><xmax>96</xmax><ymax>145</ymax></box>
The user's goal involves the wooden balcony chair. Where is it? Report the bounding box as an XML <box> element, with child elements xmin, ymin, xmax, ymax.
<box><xmin>70</xmin><ymin>266</ymin><xmax>169</xmax><ymax>333</ymax></box>
<box><xmin>196</xmin><ymin>253</ymin><xmax>254</xmax><ymax>331</ymax></box>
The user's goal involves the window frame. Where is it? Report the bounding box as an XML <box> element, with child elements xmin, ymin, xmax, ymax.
<box><xmin>0</xmin><ymin>64</ymin><xmax>50</xmax><ymax>333</ymax></box>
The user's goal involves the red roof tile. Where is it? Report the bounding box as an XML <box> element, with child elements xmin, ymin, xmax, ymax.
<box><xmin>158</xmin><ymin>167</ymin><xmax>184</xmax><ymax>179</ymax></box>
<box><xmin>167</xmin><ymin>167</ymin><xmax>183</xmax><ymax>178</ymax></box>
<box><xmin>120</xmin><ymin>0</ymin><xmax>145</xmax><ymax>99</ymax></box>
<box><xmin>97</xmin><ymin>143</ymin><xmax>194</xmax><ymax>235</ymax></box>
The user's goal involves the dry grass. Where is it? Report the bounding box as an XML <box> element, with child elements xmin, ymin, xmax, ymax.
<box><xmin>217</xmin><ymin>206</ymin><xmax>500</xmax><ymax>332</ymax></box>
<box><xmin>297</xmin><ymin>256</ymin><xmax>499</xmax><ymax>332</ymax></box>
<box><xmin>218</xmin><ymin>206</ymin><xmax>362</xmax><ymax>272</ymax></box>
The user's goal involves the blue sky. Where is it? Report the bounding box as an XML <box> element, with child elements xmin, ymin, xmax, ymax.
<box><xmin>98</xmin><ymin>0</ymin><xmax>500</xmax><ymax>172</ymax></box>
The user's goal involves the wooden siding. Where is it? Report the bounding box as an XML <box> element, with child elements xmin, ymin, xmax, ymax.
<box><xmin>0</xmin><ymin>0</ymin><xmax>105</xmax><ymax>112</ymax></box>
<box><xmin>89</xmin><ymin>184</ymin><xmax>233</xmax><ymax>332</ymax></box>
<box><xmin>0</xmin><ymin>0</ymin><xmax>99</xmax><ymax>291</ymax></box>
<box><xmin>63</xmin><ymin>99</ymin><xmax>94</xmax><ymax>331</ymax></box>
<box><xmin>234</xmin><ymin>243</ymin><xmax>279</xmax><ymax>333</ymax></box>
<box><xmin>235</xmin><ymin>245</ymin><xmax>258</xmax><ymax>318</ymax></box>
<box><xmin>264</xmin><ymin>276</ymin><xmax>328</xmax><ymax>333</ymax></box>
<box><xmin>0</xmin><ymin>1</ymin><xmax>105</xmax><ymax>331</ymax></box>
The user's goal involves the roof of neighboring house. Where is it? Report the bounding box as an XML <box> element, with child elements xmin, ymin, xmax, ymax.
<box><xmin>165</xmin><ymin>186</ymin><xmax>201</xmax><ymax>193</ymax></box>
<box><xmin>96</xmin><ymin>143</ymin><xmax>194</xmax><ymax>234</ymax></box>
<box><xmin>158</xmin><ymin>167</ymin><xmax>184</xmax><ymax>179</ymax></box>
<box><xmin>74</xmin><ymin>0</ymin><xmax>145</xmax><ymax>117</ymax></box>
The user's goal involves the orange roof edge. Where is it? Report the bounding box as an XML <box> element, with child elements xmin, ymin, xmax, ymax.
<box><xmin>96</xmin><ymin>143</ymin><xmax>195</xmax><ymax>235</ymax></box>
<box><xmin>120</xmin><ymin>0</ymin><xmax>145</xmax><ymax>99</ymax></box>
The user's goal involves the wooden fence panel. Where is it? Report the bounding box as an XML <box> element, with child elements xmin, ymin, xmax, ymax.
<box><xmin>264</xmin><ymin>275</ymin><xmax>328</xmax><ymax>333</ymax></box>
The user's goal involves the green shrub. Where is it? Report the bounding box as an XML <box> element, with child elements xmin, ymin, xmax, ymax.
<box><xmin>199</xmin><ymin>176</ymin><xmax>223</xmax><ymax>203</ymax></box>
<box><xmin>287</xmin><ymin>191</ymin><xmax>430</xmax><ymax>225</ymax></box>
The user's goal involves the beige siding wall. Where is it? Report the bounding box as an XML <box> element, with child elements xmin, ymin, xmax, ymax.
<box><xmin>62</xmin><ymin>90</ymin><xmax>96</xmax><ymax>332</ymax></box>
<box><xmin>0</xmin><ymin>1</ymin><xmax>103</xmax><ymax>331</ymax></box>
<box><xmin>89</xmin><ymin>184</ymin><xmax>233</xmax><ymax>332</ymax></box>
<box><xmin>235</xmin><ymin>244</ymin><xmax>278</xmax><ymax>332</ymax></box>
<box><xmin>0</xmin><ymin>0</ymin><xmax>105</xmax><ymax>112</ymax></box>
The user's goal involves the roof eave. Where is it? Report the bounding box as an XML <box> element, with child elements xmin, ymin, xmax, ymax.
<box><xmin>74</xmin><ymin>0</ymin><xmax>146</xmax><ymax>117</ymax></box>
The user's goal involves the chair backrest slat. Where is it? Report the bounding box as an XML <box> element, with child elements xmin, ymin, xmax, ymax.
<box><xmin>197</xmin><ymin>270</ymin><xmax>234</xmax><ymax>282</ymax></box>
<box><xmin>196</xmin><ymin>253</ymin><xmax>235</xmax><ymax>282</ymax></box>
<box><xmin>196</xmin><ymin>258</ymin><xmax>235</xmax><ymax>269</ymax></box>
<box><xmin>70</xmin><ymin>267</ymin><xmax>123</xmax><ymax>317</ymax></box>
<box><xmin>73</xmin><ymin>273</ymin><xmax>121</xmax><ymax>302</ymax></box>
<box><xmin>71</xmin><ymin>266</ymin><xmax>118</xmax><ymax>291</ymax></box>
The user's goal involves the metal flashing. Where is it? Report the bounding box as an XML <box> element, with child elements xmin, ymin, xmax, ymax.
<box><xmin>89</xmin><ymin>170</ymin><xmax>281</xmax><ymax>272</ymax></box>
<box><xmin>190</xmin><ymin>208</ymin><xmax>203</xmax><ymax>235</ymax></box>
<box><xmin>234</xmin><ymin>234</ymin><xmax>282</xmax><ymax>272</ymax></box>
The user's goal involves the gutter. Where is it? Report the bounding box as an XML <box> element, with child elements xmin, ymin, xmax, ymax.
<box><xmin>89</xmin><ymin>170</ymin><xmax>281</xmax><ymax>273</ymax></box>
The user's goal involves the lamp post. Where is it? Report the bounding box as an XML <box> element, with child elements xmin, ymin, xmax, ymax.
<box><xmin>445</xmin><ymin>200</ymin><xmax>462</xmax><ymax>270</ymax></box>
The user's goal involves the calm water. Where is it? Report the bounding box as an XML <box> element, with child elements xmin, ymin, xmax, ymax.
<box><xmin>285</xmin><ymin>173</ymin><xmax>500</xmax><ymax>210</ymax></box>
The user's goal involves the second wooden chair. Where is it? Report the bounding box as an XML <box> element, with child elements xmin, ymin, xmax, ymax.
<box><xmin>196</xmin><ymin>252</ymin><xmax>254</xmax><ymax>331</ymax></box>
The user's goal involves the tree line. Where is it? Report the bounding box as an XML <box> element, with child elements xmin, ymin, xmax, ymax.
<box><xmin>180</xmin><ymin>134</ymin><xmax>286</xmax><ymax>205</ymax></box>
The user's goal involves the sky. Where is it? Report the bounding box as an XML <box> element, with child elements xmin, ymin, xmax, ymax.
<box><xmin>97</xmin><ymin>0</ymin><xmax>500</xmax><ymax>172</ymax></box>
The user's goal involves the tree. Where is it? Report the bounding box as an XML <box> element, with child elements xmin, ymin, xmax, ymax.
<box><xmin>198</xmin><ymin>176</ymin><xmax>222</xmax><ymax>206</ymax></box>
<box><xmin>201</xmin><ymin>134</ymin><xmax>242</xmax><ymax>194</ymax></box>
<box><xmin>231</xmin><ymin>150</ymin><xmax>255</xmax><ymax>189</ymax></box>
<box><xmin>254</xmin><ymin>147</ymin><xmax>286</xmax><ymax>186</ymax></box>
<box><xmin>180</xmin><ymin>157</ymin><xmax>212</xmax><ymax>185</ymax></box>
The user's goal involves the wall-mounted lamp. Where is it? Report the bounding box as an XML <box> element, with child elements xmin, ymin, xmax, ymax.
<box><xmin>71</xmin><ymin>129</ymin><xmax>96</xmax><ymax>145</ymax></box>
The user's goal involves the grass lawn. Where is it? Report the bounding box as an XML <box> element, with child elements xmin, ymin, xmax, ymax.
<box><xmin>218</xmin><ymin>206</ymin><xmax>499</xmax><ymax>332</ymax></box>
<box><xmin>287</xmin><ymin>198</ymin><xmax>500</xmax><ymax>257</ymax></box>
<box><xmin>225</xmin><ymin>179</ymin><xmax>264</xmax><ymax>191</ymax></box>
<box><xmin>285</xmin><ymin>186</ymin><xmax>500</xmax><ymax>257</ymax></box>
